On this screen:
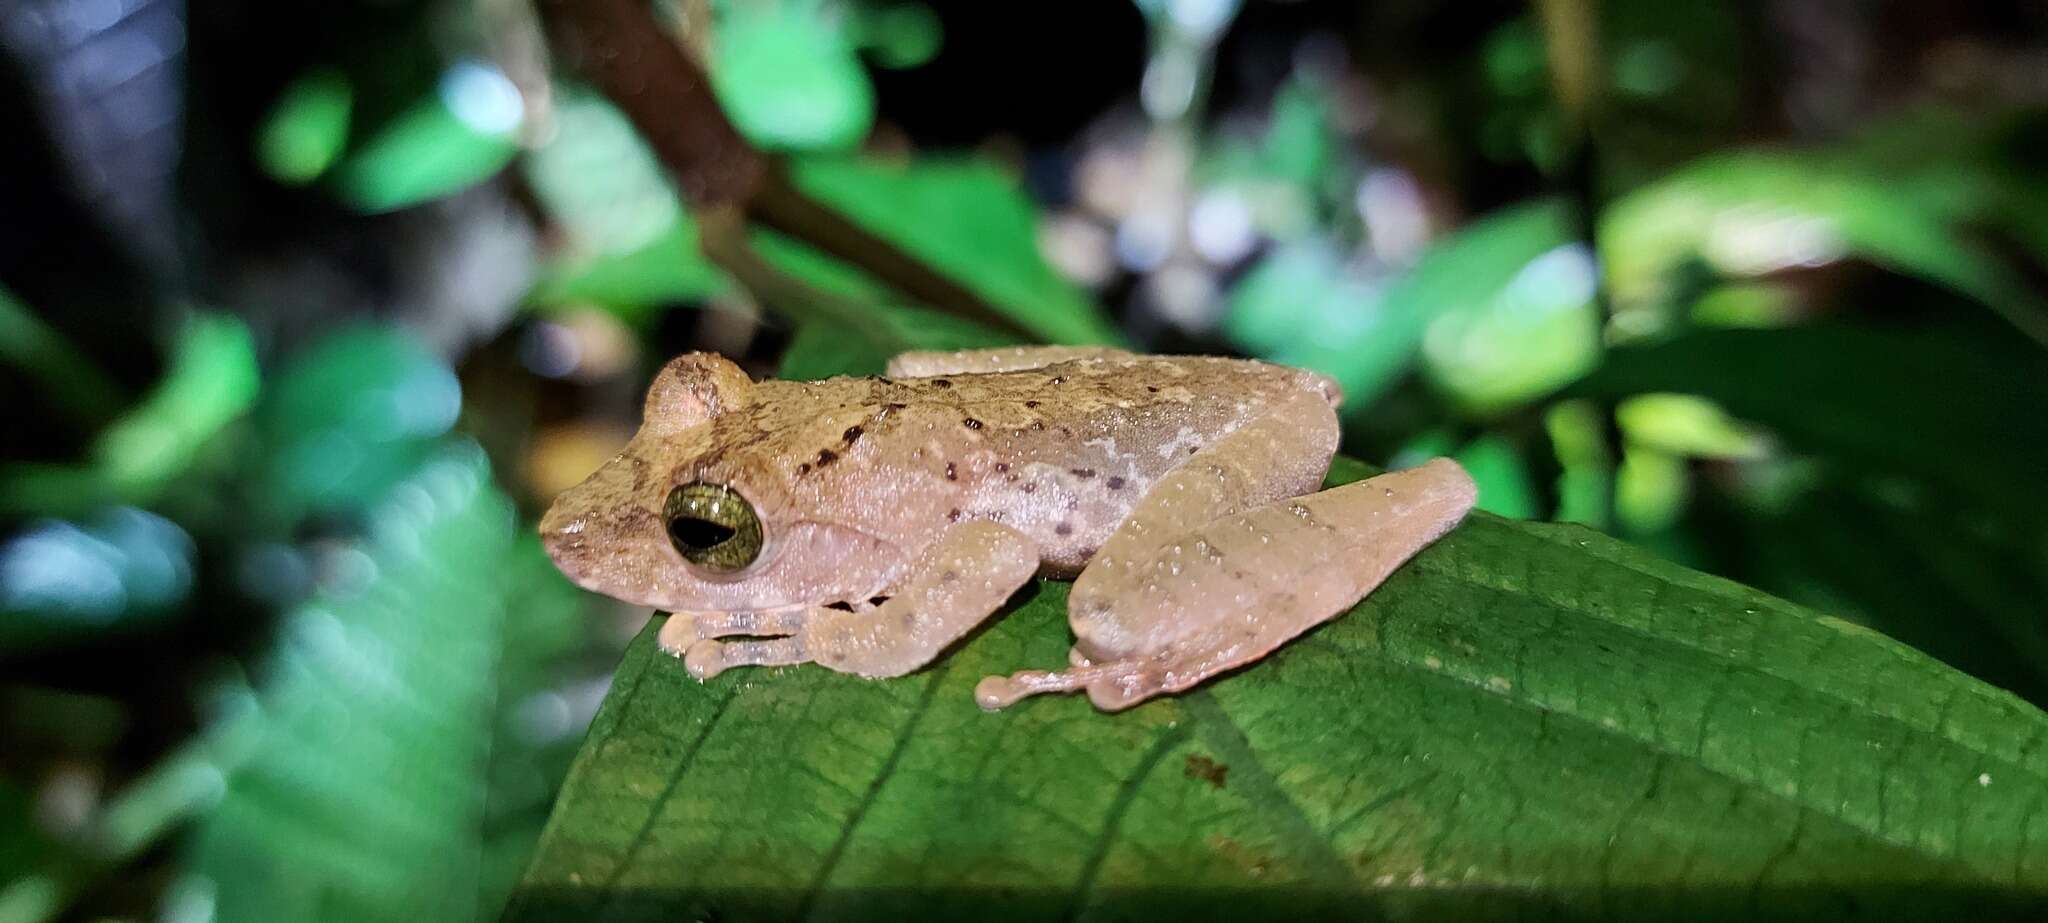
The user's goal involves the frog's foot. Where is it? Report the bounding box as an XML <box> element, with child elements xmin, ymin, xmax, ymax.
<box><xmin>974</xmin><ymin>638</ymin><xmax>1258</xmax><ymax>711</ymax></box>
<box><xmin>683</xmin><ymin>521</ymin><xmax>1039</xmax><ymax>682</ymax></box>
<box><xmin>657</xmin><ymin>608</ymin><xmax>807</xmax><ymax>657</ymax></box>
<box><xmin>994</xmin><ymin>459</ymin><xmax>1476</xmax><ymax>711</ymax></box>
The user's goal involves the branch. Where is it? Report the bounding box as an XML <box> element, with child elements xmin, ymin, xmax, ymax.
<box><xmin>533</xmin><ymin>0</ymin><xmax>1036</xmax><ymax>342</ymax></box>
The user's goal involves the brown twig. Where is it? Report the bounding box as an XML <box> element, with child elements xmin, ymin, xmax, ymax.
<box><xmin>532</xmin><ymin>0</ymin><xmax>1036</xmax><ymax>342</ymax></box>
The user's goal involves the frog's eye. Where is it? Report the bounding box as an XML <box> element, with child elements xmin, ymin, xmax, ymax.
<box><xmin>663</xmin><ymin>482</ymin><xmax>763</xmax><ymax>573</ymax></box>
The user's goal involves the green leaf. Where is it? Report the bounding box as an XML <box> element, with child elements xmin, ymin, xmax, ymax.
<box><xmin>257</xmin><ymin>325</ymin><xmax>461</xmax><ymax>518</ymax></box>
<box><xmin>528</xmin><ymin>223</ymin><xmax>729</xmax><ymax>322</ymax></box>
<box><xmin>331</xmin><ymin>61</ymin><xmax>522</xmax><ymax>214</ymax></box>
<box><xmin>1617</xmin><ymin>393</ymin><xmax>1766</xmax><ymax>460</ymax></box>
<box><xmin>1228</xmin><ymin>201</ymin><xmax>1577</xmax><ymax>414</ymax></box>
<box><xmin>189</xmin><ymin>444</ymin><xmax>588</xmax><ymax>923</ymax></box>
<box><xmin>1601</xmin><ymin>150</ymin><xmax>2048</xmax><ymax>346</ymax></box>
<box><xmin>1695</xmin><ymin>472</ymin><xmax>2048</xmax><ymax>709</ymax></box>
<box><xmin>257</xmin><ymin>69</ymin><xmax>353</xmax><ymax>185</ymax></box>
<box><xmin>1419</xmin><ymin>239</ymin><xmax>1603</xmax><ymax>414</ymax></box>
<box><xmin>507</xmin><ymin>457</ymin><xmax>2048</xmax><ymax>920</ymax></box>
<box><xmin>1575</xmin><ymin>322</ymin><xmax>2048</xmax><ymax>519</ymax></box>
<box><xmin>91</xmin><ymin>314</ymin><xmax>261</xmax><ymax>501</ymax></box>
<box><xmin>522</xmin><ymin>89</ymin><xmax>728</xmax><ymax>319</ymax></box>
<box><xmin>711</xmin><ymin>1</ymin><xmax>875</xmax><ymax>151</ymax></box>
<box><xmin>782</xmin><ymin>156</ymin><xmax>1124</xmax><ymax>346</ymax></box>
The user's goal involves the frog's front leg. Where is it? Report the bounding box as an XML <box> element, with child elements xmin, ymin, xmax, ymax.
<box><xmin>682</xmin><ymin>521</ymin><xmax>1039</xmax><ymax>680</ymax></box>
<box><xmin>657</xmin><ymin>609</ymin><xmax>807</xmax><ymax>657</ymax></box>
<box><xmin>976</xmin><ymin>396</ymin><xmax>1475</xmax><ymax>710</ymax></box>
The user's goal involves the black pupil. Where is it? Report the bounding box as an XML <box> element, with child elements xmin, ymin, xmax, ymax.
<box><xmin>670</xmin><ymin>517</ymin><xmax>736</xmax><ymax>550</ymax></box>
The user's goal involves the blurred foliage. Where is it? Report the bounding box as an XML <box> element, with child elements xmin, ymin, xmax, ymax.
<box><xmin>189</xmin><ymin>446</ymin><xmax>583</xmax><ymax>923</ymax></box>
<box><xmin>6</xmin><ymin>0</ymin><xmax>2048</xmax><ymax>920</ymax></box>
<box><xmin>711</xmin><ymin>0</ymin><xmax>875</xmax><ymax>150</ymax></box>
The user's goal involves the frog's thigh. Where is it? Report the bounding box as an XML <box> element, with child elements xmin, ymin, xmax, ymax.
<box><xmin>884</xmin><ymin>346</ymin><xmax>1131</xmax><ymax>377</ymax></box>
<box><xmin>683</xmin><ymin>522</ymin><xmax>1039</xmax><ymax>681</ymax></box>
<box><xmin>1068</xmin><ymin>388</ymin><xmax>1340</xmax><ymax>659</ymax></box>
<box><xmin>978</xmin><ymin>459</ymin><xmax>1476</xmax><ymax>711</ymax></box>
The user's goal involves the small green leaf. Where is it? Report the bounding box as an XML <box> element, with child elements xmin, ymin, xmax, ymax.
<box><xmin>1616</xmin><ymin>393</ymin><xmax>1766</xmax><ymax>460</ymax></box>
<box><xmin>1544</xmin><ymin>399</ymin><xmax>1613</xmax><ymax>528</ymax></box>
<box><xmin>1420</xmin><ymin>240</ymin><xmax>1603</xmax><ymax>414</ymax></box>
<box><xmin>522</xmin><ymin>91</ymin><xmax>726</xmax><ymax>320</ymax></box>
<box><xmin>1229</xmin><ymin>203</ymin><xmax>1581</xmax><ymax>413</ymax></box>
<box><xmin>257</xmin><ymin>69</ymin><xmax>353</xmax><ymax>185</ymax></box>
<box><xmin>507</xmin><ymin>455</ymin><xmax>2048</xmax><ymax>919</ymax></box>
<box><xmin>523</xmin><ymin>90</ymin><xmax>689</xmax><ymax>259</ymax></box>
<box><xmin>331</xmin><ymin>61</ymin><xmax>522</xmax><ymax>214</ymax></box>
<box><xmin>91</xmin><ymin>314</ymin><xmax>260</xmax><ymax>501</ymax></box>
<box><xmin>528</xmin><ymin>224</ymin><xmax>729</xmax><ymax>322</ymax></box>
<box><xmin>712</xmin><ymin>2</ymin><xmax>875</xmax><ymax>151</ymax></box>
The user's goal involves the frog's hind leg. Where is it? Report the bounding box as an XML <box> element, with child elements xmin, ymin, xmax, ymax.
<box><xmin>885</xmin><ymin>346</ymin><xmax>1131</xmax><ymax>377</ymax></box>
<box><xmin>682</xmin><ymin>521</ymin><xmax>1040</xmax><ymax>681</ymax></box>
<box><xmin>977</xmin><ymin>458</ymin><xmax>1476</xmax><ymax>711</ymax></box>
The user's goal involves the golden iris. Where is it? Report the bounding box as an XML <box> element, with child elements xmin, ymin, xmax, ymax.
<box><xmin>663</xmin><ymin>482</ymin><xmax>763</xmax><ymax>572</ymax></box>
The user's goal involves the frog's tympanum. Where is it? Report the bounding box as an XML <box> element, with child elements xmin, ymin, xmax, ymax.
<box><xmin>541</xmin><ymin>347</ymin><xmax>1476</xmax><ymax>711</ymax></box>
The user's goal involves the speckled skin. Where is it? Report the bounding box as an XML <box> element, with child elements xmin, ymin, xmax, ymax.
<box><xmin>540</xmin><ymin>347</ymin><xmax>1476</xmax><ymax>711</ymax></box>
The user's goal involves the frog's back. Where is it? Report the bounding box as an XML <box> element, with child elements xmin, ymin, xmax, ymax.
<box><xmin>689</xmin><ymin>354</ymin><xmax>1339</xmax><ymax>576</ymax></box>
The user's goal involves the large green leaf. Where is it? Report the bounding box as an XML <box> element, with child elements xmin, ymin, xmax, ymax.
<box><xmin>505</xmin><ymin>457</ymin><xmax>2048</xmax><ymax>920</ymax></box>
<box><xmin>1694</xmin><ymin>474</ymin><xmax>2048</xmax><ymax>710</ymax></box>
<box><xmin>188</xmin><ymin>444</ymin><xmax>587</xmax><ymax>923</ymax></box>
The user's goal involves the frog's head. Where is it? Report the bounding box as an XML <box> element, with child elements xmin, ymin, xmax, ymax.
<box><xmin>540</xmin><ymin>354</ymin><xmax>904</xmax><ymax>612</ymax></box>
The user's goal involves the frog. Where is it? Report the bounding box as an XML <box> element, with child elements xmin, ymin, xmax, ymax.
<box><xmin>539</xmin><ymin>346</ymin><xmax>1476</xmax><ymax>712</ymax></box>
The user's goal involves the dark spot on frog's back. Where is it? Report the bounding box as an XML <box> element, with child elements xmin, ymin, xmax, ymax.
<box><xmin>963</xmin><ymin>418</ymin><xmax>983</xmax><ymax>430</ymax></box>
<box><xmin>932</xmin><ymin>378</ymin><xmax>952</xmax><ymax>388</ymax></box>
<box><xmin>815</xmin><ymin>449</ymin><xmax>840</xmax><ymax>468</ymax></box>
<box><xmin>945</xmin><ymin>462</ymin><xmax>957</xmax><ymax>481</ymax></box>
<box><xmin>1024</xmin><ymin>400</ymin><xmax>1040</xmax><ymax>409</ymax></box>
<box><xmin>842</xmin><ymin>425</ymin><xmax>863</xmax><ymax>444</ymax></box>
<box><xmin>1071</xmin><ymin>468</ymin><xmax>1095</xmax><ymax>478</ymax></box>
<box><xmin>1106</xmin><ymin>476</ymin><xmax>1126</xmax><ymax>490</ymax></box>
<box><xmin>1055</xmin><ymin>522</ymin><xmax>1073</xmax><ymax>536</ymax></box>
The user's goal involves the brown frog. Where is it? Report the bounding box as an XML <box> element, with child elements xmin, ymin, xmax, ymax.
<box><xmin>540</xmin><ymin>346</ymin><xmax>1475</xmax><ymax>711</ymax></box>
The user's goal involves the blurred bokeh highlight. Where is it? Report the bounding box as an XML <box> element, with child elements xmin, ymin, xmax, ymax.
<box><xmin>4</xmin><ymin>0</ymin><xmax>2048</xmax><ymax>920</ymax></box>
